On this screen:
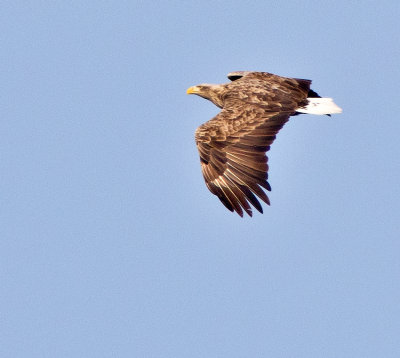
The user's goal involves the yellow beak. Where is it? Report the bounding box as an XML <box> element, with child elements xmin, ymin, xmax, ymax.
<box><xmin>186</xmin><ymin>86</ymin><xmax>197</xmax><ymax>94</ymax></box>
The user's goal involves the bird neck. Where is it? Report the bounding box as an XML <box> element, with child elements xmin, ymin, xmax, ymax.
<box><xmin>200</xmin><ymin>84</ymin><xmax>226</xmax><ymax>108</ymax></box>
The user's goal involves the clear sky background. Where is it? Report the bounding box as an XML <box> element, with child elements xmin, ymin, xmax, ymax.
<box><xmin>1</xmin><ymin>1</ymin><xmax>399</xmax><ymax>357</ymax></box>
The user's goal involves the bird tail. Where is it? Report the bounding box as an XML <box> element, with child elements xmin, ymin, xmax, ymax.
<box><xmin>297</xmin><ymin>98</ymin><xmax>342</xmax><ymax>115</ymax></box>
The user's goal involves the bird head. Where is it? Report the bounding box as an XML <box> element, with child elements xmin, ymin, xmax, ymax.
<box><xmin>186</xmin><ymin>85</ymin><xmax>206</xmax><ymax>95</ymax></box>
<box><xmin>186</xmin><ymin>84</ymin><xmax>225</xmax><ymax>108</ymax></box>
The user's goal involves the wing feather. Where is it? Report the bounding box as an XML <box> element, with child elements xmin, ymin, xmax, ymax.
<box><xmin>196</xmin><ymin>107</ymin><xmax>290</xmax><ymax>216</ymax></box>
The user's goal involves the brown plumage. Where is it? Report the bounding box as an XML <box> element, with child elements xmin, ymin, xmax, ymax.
<box><xmin>187</xmin><ymin>71</ymin><xmax>341</xmax><ymax>217</ymax></box>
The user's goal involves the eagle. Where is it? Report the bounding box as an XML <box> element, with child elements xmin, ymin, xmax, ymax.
<box><xmin>187</xmin><ymin>71</ymin><xmax>342</xmax><ymax>217</ymax></box>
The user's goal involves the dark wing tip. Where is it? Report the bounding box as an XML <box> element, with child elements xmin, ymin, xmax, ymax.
<box><xmin>227</xmin><ymin>71</ymin><xmax>251</xmax><ymax>81</ymax></box>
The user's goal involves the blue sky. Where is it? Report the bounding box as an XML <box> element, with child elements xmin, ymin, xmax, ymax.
<box><xmin>1</xmin><ymin>1</ymin><xmax>399</xmax><ymax>357</ymax></box>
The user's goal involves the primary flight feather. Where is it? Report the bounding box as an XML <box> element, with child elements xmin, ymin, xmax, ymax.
<box><xmin>187</xmin><ymin>71</ymin><xmax>342</xmax><ymax>217</ymax></box>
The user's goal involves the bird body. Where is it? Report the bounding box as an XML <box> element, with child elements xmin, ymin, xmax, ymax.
<box><xmin>187</xmin><ymin>71</ymin><xmax>342</xmax><ymax>217</ymax></box>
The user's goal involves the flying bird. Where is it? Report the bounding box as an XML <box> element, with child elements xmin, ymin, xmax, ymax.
<box><xmin>187</xmin><ymin>71</ymin><xmax>342</xmax><ymax>217</ymax></box>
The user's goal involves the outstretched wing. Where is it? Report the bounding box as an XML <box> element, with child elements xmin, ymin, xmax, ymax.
<box><xmin>195</xmin><ymin>105</ymin><xmax>291</xmax><ymax>217</ymax></box>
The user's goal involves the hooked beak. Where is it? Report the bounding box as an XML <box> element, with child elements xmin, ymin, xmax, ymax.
<box><xmin>186</xmin><ymin>86</ymin><xmax>198</xmax><ymax>95</ymax></box>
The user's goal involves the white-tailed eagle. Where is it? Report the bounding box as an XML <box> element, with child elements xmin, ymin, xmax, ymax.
<box><xmin>187</xmin><ymin>71</ymin><xmax>342</xmax><ymax>217</ymax></box>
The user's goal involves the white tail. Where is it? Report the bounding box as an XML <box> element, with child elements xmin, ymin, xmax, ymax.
<box><xmin>297</xmin><ymin>97</ymin><xmax>342</xmax><ymax>115</ymax></box>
